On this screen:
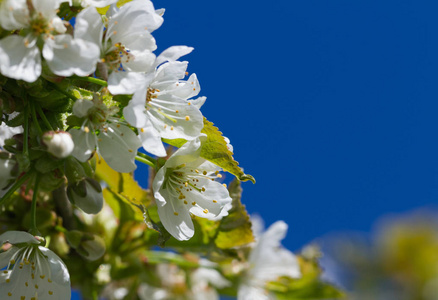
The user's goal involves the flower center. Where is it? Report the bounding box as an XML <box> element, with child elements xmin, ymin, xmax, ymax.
<box><xmin>30</xmin><ymin>13</ymin><xmax>51</xmax><ymax>36</ymax></box>
<box><xmin>104</xmin><ymin>43</ymin><xmax>134</xmax><ymax>71</ymax></box>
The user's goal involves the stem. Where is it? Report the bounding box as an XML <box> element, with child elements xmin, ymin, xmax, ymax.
<box><xmin>49</xmin><ymin>83</ymin><xmax>78</xmax><ymax>101</ymax></box>
<box><xmin>30</xmin><ymin>175</ymin><xmax>41</xmax><ymax>233</ymax></box>
<box><xmin>23</xmin><ymin>104</ymin><xmax>29</xmax><ymax>156</ymax></box>
<box><xmin>72</xmin><ymin>76</ymin><xmax>108</xmax><ymax>87</ymax></box>
<box><xmin>30</xmin><ymin>101</ymin><xmax>43</xmax><ymax>135</ymax></box>
<box><xmin>36</xmin><ymin>104</ymin><xmax>54</xmax><ymax>131</ymax></box>
<box><xmin>0</xmin><ymin>171</ymin><xmax>33</xmax><ymax>205</ymax></box>
<box><xmin>136</xmin><ymin>151</ymin><xmax>157</xmax><ymax>165</ymax></box>
<box><xmin>135</xmin><ymin>155</ymin><xmax>155</xmax><ymax>168</ymax></box>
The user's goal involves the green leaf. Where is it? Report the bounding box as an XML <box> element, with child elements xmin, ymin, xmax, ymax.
<box><xmin>200</xmin><ymin>118</ymin><xmax>255</xmax><ymax>183</ymax></box>
<box><xmin>215</xmin><ymin>179</ymin><xmax>254</xmax><ymax>249</ymax></box>
<box><xmin>95</xmin><ymin>157</ymin><xmax>152</xmax><ymax>208</ymax></box>
<box><xmin>164</xmin><ymin>118</ymin><xmax>255</xmax><ymax>183</ymax></box>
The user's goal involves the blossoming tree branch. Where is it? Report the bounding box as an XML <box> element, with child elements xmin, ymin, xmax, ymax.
<box><xmin>0</xmin><ymin>0</ymin><xmax>342</xmax><ymax>299</ymax></box>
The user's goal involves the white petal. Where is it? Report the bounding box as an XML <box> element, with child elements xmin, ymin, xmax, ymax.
<box><xmin>32</xmin><ymin>0</ymin><xmax>61</xmax><ymax>18</ymax></box>
<box><xmin>83</xmin><ymin>0</ymin><xmax>117</xmax><ymax>8</ymax></box>
<box><xmin>249</xmin><ymin>221</ymin><xmax>300</xmax><ymax>282</ymax></box>
<box><xmin>98</xmin><ymin>123</ymin><xmax>140</xmax><ymax>173</ymax></box>
<box><xmin>0</xmin><ymin>0</ymin><xmax>29</xmax><ymax>30</ymax></box>
<box><xmin>165</xmin><ymin>137</ymin><xmax>204</xmax><ymax>169</ymax></box>
<box><xmin>123</xmin><ymin>50</ymin><xmax>155</xmax><ymax>72</ymax></box>
<box><xmin>156</xmin><ymin>193</ymin><xmax>195</xmax><ymax>241</ymax></box>
<box><xmin>154</xmin><ymin>46</ymin><xmax>194</xmax><ymax>68</ymax></box>
<box><xmin>0</xmin><ymin>35</ymin><xmax>41</xmax><ymax>82</ymax></box>
<box><xmin>238</xmin><ymin>284</ymin><xmax>272</xmax><ymax>300</ymax></box>
<box><xmin>152</xmin><ymin>61</ymin><xmax>188</xmax><ymax>91</ymax></box>
<box><xmin>188</xmin><ymin>96</ymin><xmax>206</xmax><ymax>109</ymax></box>
<box><xmin>138</xmin><ymin>118</ymin><xmax>167</xmax><ymax>157</ymax></box>
<box><xmin>74</xmin><ymin>6</ymin><xmax>104</xmax><ymax>46</ymax></box>
<box><xmin>147</xmin><ymin>94</ymin><xmax>204</xmax><ymax>140</ymax></box>
<box><xmin>0</xmin><ymin>231</ymin><xmax>39</xmax><ymax>245</ymax></box>
<box><xmin>39</xmin><ymin>247</ymin><xmax>71</xmax><ymax>297</ymax></box>
<box><xmin>171</xmin><ymin>73</ymin><xmax>201</xmax><ymax>99</ymax></box>
<box><xmin>124</xmin><ymin>103</ymin><xmax>149</xmax><ymax>128</ymax></box>
<box><xmin>108</xmin><ymin>71</ymin><xmax>147</xmax><ymax>95</ymax></box>
<box><xmin>188</xmin><ymin>178</ymin><xmax>232</xmax><ymax>220</ymax></box>
<box><xmin>43</xmin><ymin>35</ymin><xmax>99</xmax><ymax>77</ymax></box>
<box><xmin>69</xmin><ymin>128</ymin><xmax>97</xmax><ymax>162</ymax></box>
<box><xmin>111</xmin><ymin>0</ymin><xmax>163</xmax><ymax>34</ymax></box>
<box><xmin>72</xmin><ymin>99</ymin><xmax>94</xmax><ymax>118</ymax></box>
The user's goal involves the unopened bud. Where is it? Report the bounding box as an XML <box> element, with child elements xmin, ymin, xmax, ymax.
<box><xmin>42</xmin><ymin>131</ymin><xmax>74</xmax><ymax>158</ymax></box>
<box><xmin>68</xmin><ymin>178</ymin><xmax>103</xmax><ymax>214</ymax></box>
<box><xmin>0</xmin><ymin>152</ymin><xmax>16</xmax><ymax>196</ymax></box>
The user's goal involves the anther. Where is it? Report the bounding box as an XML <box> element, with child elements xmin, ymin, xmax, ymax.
<box><xmin>174</xmin><ymin>212</ymin><xmax>179</xmax><ymax>216</ymax></box>
<box><xmin>213</xmin><ymin>200</ymin><xmax>217</xmax><ymax>203</ymax></box>
<box><xmin>192</xmin><ymin>202</ymin><xmax>196</xmax><ymax>205</ymax></box>
<box><xmin>203</xmin><ymin>209</ymin><xmax>209</xmax><ymax>214</ymax></box>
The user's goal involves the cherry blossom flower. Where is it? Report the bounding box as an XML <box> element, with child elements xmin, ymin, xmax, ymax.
<box><xmin>74</xmin><ymin>0</ymin><xmax>163</xmax><ymax>94</ymax></box>
<box><xmin>0</xmin><ymin>231</ymin><xmax>71</xmax><ymax>299</ymax></box>
<box><xmin>123</xmin><ymin>47</ymin><xmax>204</xmax><ymax>157</ymax></box>
<box><xmin>238</xmin><ymin>217</ymin><xmax>301</xmax><ymax>300</ymax></box>
<box><xmin>153</xmin><ymin>137</ymin><xmax>232</xmax><ymax>241</ymax></box>
<box><xmin>0</xmin><ymin>0</ymin><xmax>100</xmax><ymax>82</ymax></box>
<box><xmin>69</xmin><ymin>98</ymin><xmax>141</xmax><ymax>173</ymax></box>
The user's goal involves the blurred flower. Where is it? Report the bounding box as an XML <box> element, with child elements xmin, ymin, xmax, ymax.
<box><xmin>238</xmin><ymin>217</ymin><xmax>301</xmax><ymax>300</ymax></box>
<box><xmin>0</xmin><ymin>231</ymin><xmax>71</xmax><ymax>299</ymax></box>
<box><xmin>153</xmin><ymin>137</ymin><xmax>232</xmax><ymax>241</ymax></box>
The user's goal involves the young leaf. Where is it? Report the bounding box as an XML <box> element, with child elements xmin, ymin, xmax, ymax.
<box><xmin>215</xmin><ymin>179</ymin><xmax>254</xmax><ymax>249</ymax></box>
<box><xmin>200</xmin><ymin>118</ymin><xmax>255</xmax><ymax>183</ymax></box>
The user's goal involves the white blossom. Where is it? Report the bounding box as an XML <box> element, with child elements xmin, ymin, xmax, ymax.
<box><xmin>0</xmin><ymin>0</ymin><xmax>99</xmax><ymax>82</ymax></box>
<box><xmin>0</xmin><ymin>231</ymin><xmax>71</xmax><ymax>300</ymax></box>
<box><xmin>153</xmin><ymin>137</ymin><xmax>232</xmax><ymax>241</ymax></box>
<box><xmin>238</xmin><ymin>217</ymin><xmax>301</xmax><ymax>300</ymax></box>
<box><xmin>124</xmin><ymin>47</ymin><xmax>204</xmax><ymax>157</ymax></box>
<box><xmin>74</xmin><ymin>0</ymin><xmax>163</xmax><ymax>94</ymax></box>
<box><xmin>69</xmin><ymin>98</ymin><xmax>141</xmax><ymax>173</ymax></box>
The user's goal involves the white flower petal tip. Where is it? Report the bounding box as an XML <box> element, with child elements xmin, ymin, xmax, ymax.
<box><xmin>153</xmin><ymin>138</ymin><xmax>232</xmax><ymax>241</ymax></box>
<box><xmin>238</xmin><ymin>219</ymin><xmax>301</xmax><ymax>299</ymax></box>
<box><xmin>0</xmin><ymin>231</ymin><xmax>71</xmax><ymax>300</ymax></box>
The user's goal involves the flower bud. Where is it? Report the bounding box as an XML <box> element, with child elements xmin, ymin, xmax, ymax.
<box><xmin>68</xmin><ymin>178</ymin><xmax>103</xmax><ymax>214</ymax></box>
<box><xmin>42</xmin><ymin>131</ymin><xmax>75</xmax><ymax>158</ymax></box>
<box><xmin>0</xmin><ymin>152</ymin><xmax>16</xmax><ymax>196</ymax></box>
<box><xmin>65</xmin><ymin>230</ymin><xmax>106</xmax><ymax>261</ymax></box>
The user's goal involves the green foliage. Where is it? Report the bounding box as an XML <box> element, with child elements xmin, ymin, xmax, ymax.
<box><xmin>165</xmin><ymin>118</ymin><xmax>256</xmax><ymax>183</ymax></box>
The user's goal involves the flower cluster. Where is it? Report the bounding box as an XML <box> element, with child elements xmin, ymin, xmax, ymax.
<box><xmin>0</xmin><ymin>1</ymin><xmax>339</xmax><ymax>300</ymax></box>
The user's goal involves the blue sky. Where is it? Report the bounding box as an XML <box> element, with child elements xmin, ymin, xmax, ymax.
<box><xmin>149</xmin><ymin>0</ymin><xmax>438</xmax><ymax>252</ymax></box>
<box><xmin>75</xmin><ymin>0</ymin><xmax>438</xmax><ymax>298</ymax></box>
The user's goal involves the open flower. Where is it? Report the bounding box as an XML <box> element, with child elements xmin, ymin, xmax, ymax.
<box><xmin>0</xmin><ymin>231</ymin><xmax>71</xmax><ymax>299</ymax></box>
<box><xmin>238</xmin><ymin>217</ymin><xmax>301</xmax><ymax>300</ymax></box>
<box><xmin>124</xmin><ymin>47</ymin><xmax>204</xmax><ymax>157</ymax></box>
<box><xmin>69</xmin><ymin>98</ymin><xmax>141</xmax><ymax>173</ymax></box>
<box><xmin>153</xmin><ymin>137</ymin><xmax>232</xmax><ymax>241</ymax></box>
<box><xmin>74</xmin><ymin>0</ymin><xmax>163</xmax><ymax>94</ymax></box>
<box><xmin>0</xmin><ymin>0</ymin><xmax>100</xmax><ymax>82</ymax></box>
<box><xmin>0</xmin><ymin>122</ymin><xmax>23</xmax><ymax>149</ymax></box>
